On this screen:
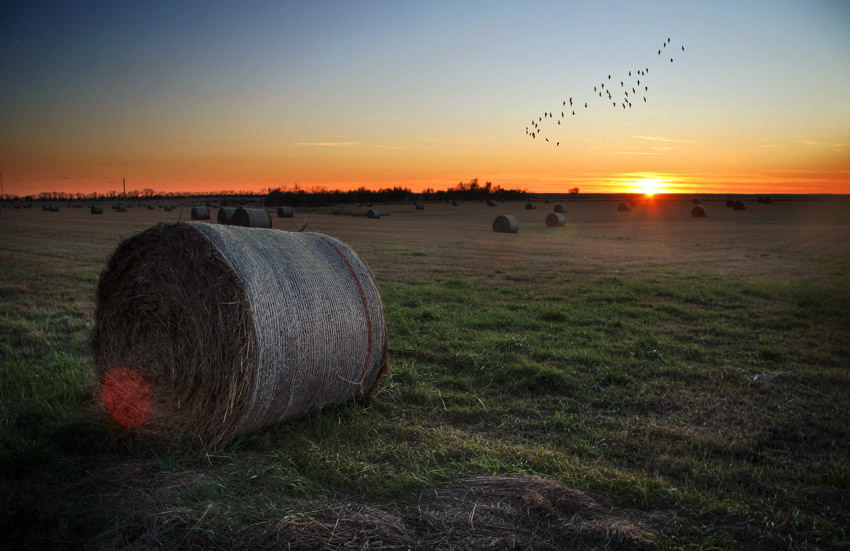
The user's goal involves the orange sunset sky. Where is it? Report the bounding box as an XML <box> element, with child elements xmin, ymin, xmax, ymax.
<box><xmin>1</xmin><ymin>1</ymin><xmax>849</xmax><ymax>197</ymax></box>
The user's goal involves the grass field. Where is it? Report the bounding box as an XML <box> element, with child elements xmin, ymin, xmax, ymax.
<box><xmin>1</xmin><ymin>198</ymin><xmax>849</xmax><ymax>550</ymax></box>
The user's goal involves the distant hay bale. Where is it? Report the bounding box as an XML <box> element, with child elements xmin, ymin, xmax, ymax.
<box><xmin>415</xmin><ymin>202</ymin><xmax>424</xmax><ymax>210</ymax></box>
<box><xmin>191</xmin><ymin>206</ymin><xmax>211</xmax><ymax>220</ymax></box>
<box><xmin>545</xmin><ymin>213</ymin><xmax>566</xmax><ymax>227</ymax></box>
<box><xmin>147</xmin><ymin>205</ymin><xmax>154</xmax><ymax>210</ymax></box>
<box><xmin>91</xmin><ymin>206</ymin><xmax>103</xmax><ymax>215</ymax></box>
<box><xmin>50</xmin><ymin>205</ymin><xmax>59</xmax><ymax>212</ymax></box>
<box><xmin>164</xmin><ymin>206</ymin><xmax>174</xmax><ymax>212</ymax></box>
<box><xmin>331</xmin><ymin>207</ymin><xmax>342</xmax><ymax>215</ymax></box>
<box><xmin>366</xmin><ymin>209</ymin><xmax>381</xmax><ymax>219</ymax></box>
<box><xmin>492</xmin><ymin>215</ymin><xmax>519</xmax><ymax>233</ymax></box>
<box><xmin>218</xmin><ymin>207</ymin><xmax>238</xmax><ymax>225</ymax></box>
<box><xmin>277</xmin><ymin>206</ymin><xmax>294</xmax><ymax>218</ymax></box>
<box><xmin>733</xmin><ymin>201</ymin><xmax>746</xmax><ymax>211</ymax></box>
<box><xmin>451</xmin><ymin>201</ymin><xmax>459</xmax><ymax>206</ymax></box>
<box><xmin>553</xmin><ymin>203</ymin><xmax>567</xmax><ymax>213</ymax></box>
<box><xmin>763</xmin><ymin>196</ymin><xmax>773</xmax><ymax>204</ymax></box>
<box><xmin>233</xmin><ymin>208</ymin><xmax>272</xmax><ymax>228</ymax></box>
<box><xmin>544</xmin><ymin>199</ymin><xmax>551</xmax><ymax>204</ymax></box>
<box><xmin>691</xmin><ymin>205</ymin><xmax>707</xmax><ymax>217</ymax></box>
<box><xmin>617</xmin><ymin>202</ymin><xmax>630</xmax><ymax>212</ymax></box>
<box><xmin>117</xmin><ymin>205</ymin><xmax>127</xmax><ymax>212</ymax></box>
<box><xmin>725</xmin><ymin>199</ymin><xmax>734</xmax><ymax>208</ymax></box>
<box><xmin>525</xmin><ymin>202</ymin><xmax>536</xmax><ymax>210</ymax></box>
<box><xmin>691</xmin><ymin>197</ymin><xmax>701</xmax><ymax>204</ymax></box>
<box><xmin>91</xmin><ymin>222</ymin><xmax>388</xmax><ymax>447</ymax></box>
<box><xmin>486</xmin><ymin>200</ymin><xmax>496</xmax><ymax>207</ymax></box>
<box><xmin>43</xmin><ymin>205</ymin><xmax>49</xmax><ymax>211</ymax></box>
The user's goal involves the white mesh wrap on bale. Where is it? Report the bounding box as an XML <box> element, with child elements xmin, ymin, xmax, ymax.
<box><xmin>92</xmin><ymin>222</ymin><xmax>388</xmax><ymax>447</ymax></box>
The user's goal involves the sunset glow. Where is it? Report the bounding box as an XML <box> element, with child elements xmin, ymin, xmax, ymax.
<box><xmin>1</xmin><ymin>1</ymin><xmax>849</xmax><ymax>197</ymax></box>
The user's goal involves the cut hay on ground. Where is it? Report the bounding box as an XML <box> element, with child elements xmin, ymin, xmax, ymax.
<box><xmin>545</xmin><ymin>213</ymin><xmax>566</xmax><ymax>227</ymax></box>
<box><xmin>617</xmin><ymin>202</ymin><xmax>630</xmax><ymax>212</ymax></box>
<box><xmin>233</xmin><ymin>208</ymin><xmax>272</xmax><ymax>228</ymax></box>
<box><xmin>554</xmin><ymin>203</ymin><xmax>567</xmax><ymax>213</ymax></box>
<box><xmin>191</xmin><ymin>206</ymin><xmax>210</xmax><ymax>220</ymax></box>
<box><xmin>691</xmin><ymin>205</ymin><xmax>707</xmax><ymax>217</ymax></box>
<box><xmin>91</xmin><ymin>223</ymin><xmax>388</xmax><ymax>447</ymax></box>
<box><xmin>217</xmin><ymin>207</ymin><xmax>238</xmax><ymax>225</ymax></box>
<box><xmin>493</xmin><ymin>215</ymin><xmax>519</xmax><ymax>233</ymax></box>
<box><xmin>367</xmin><ymin>209</ymin><xmax>381</xmax><ymax>219</ymax></box>
<box><xmin>90</xmin><ymin>206</ymin><xmax>103</xmax><ymax>215</ymax></box>
<box><xmin>277</xmin><ymin>207</ymin><xmax>294</xmax><ymax>218</ymax></box>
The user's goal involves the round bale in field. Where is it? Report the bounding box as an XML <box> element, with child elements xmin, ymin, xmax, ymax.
<box><xmin>733</xmin><ymin>201</ymin><xmax>746</xmax><ymax>211</ymax></box>
<box><xmin>451</xmin><ymin>201</ymin><xmax>459</xmax><ymax>206</ymax></box>
<box><xmin>617</xmin><ymin>202</ymin><xmax>630</xmax><ymax>212</ymax></box>
<box><xmin>91</xmin><ymin>205</ymin><xmax>103</xmax><ymax>215</ymax></box>
<box><xmin>233</xmin><ymin>208</ymin><xmax>272</xmax><ymax>228</ymax></box>
<box><xmin>553</xmin><ymin>203</ymin><xmax>567</xmax><ymax>214</ymax></box>
<box><xmin>691</xmin><ymin>205</ymin><xmax>707</xmax><ymax>217</ymax></box>
<box><xmin>331</xmin><ymin>207</ymin><xmax>342</xmax><ymax>215</ymax></box>
<box><xmin>117</xmin><ymin>205</ymin><xmax>127</xmax><ymax>212</ymax></box>
<box><xmin>277</xmin><ymin>206</ymin><xmax>294</xmax><ymax>218</ymax></box>
<box><xmin>366</xmin><ymin>209</ymin><xmax>381</xmax><ymax>219</ymax></box>
<box><xmin>191</xmin><ymin>206</ymin><xmax>211</xmax><ymax>220</ymax></box>
<box><xmin>217</xmin><ymin>207</ymin><xmax>238</xmax><ymax>225</ymax></box>
<box><xmin>91</xmin><ymin>223</ymin><xmax>388</xmax><ymax>447</ymax></box>
<box><xmin>50</xmin><ymin>205</ymin><xmax>59</xmax><ymax>212</ymax></box>
<box><xmin>763</xmin><ymin>196</ymin><xmax>773</xmax><ymax>204</ymax></box>
<box><xmin>493</xmin><ymin>215</ymin><xmax>519</xmax><ymax>233</ymax></box>
<box><xmin>545</xmin><ymin>213</ymin><xmax>566</xmax><ymax>227</ymax></box>
<box><xmin>486</xmin><ymin>200</ymin><xmax>497</xmax><ymax>207</ymax></box>
<box><xmin>725</xmin><ymin>199</ymin><xmax>734</xmax><ymax>208</ymax></box>
<box><xmin>525</xmin><ymin>202</ymin><xmax>536</xmax><ymax>210</ymax></box>
<box><xmin>415</xmin><ymin>202</ymin><xmax>424</xmax><ymax>210</ymax></box>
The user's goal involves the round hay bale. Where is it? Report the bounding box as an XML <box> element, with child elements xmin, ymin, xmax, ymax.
<box><xmin>733</xmin><ymin>200</ymin><xmax>746</xmax><ymax>211</ymax></box>
<box><xmin>691</xmin><ymin>205</ymin><xmax>707</xmax><ymax>217</ymax></box>
<box><xmin>545</xmin><ymin>213</ymin><xmax>566</xmax><ymax>227</ymax></box>
<box><xmin>544</xmin><ymin>199</ymin><xmax>551</xmax><ymax>204</ymax></box>
<box><xmin>366</xmin><ymin>209</ymin><xmax>381</xmax><ymax>219</ymax></box>
<box><xmin>763</xmin><ymin>196</ymin><xmax>773</xmax><ymax>204</ymax></box>
<box><xmin>331</xmin><ymin>207</ymin><xmax>342</xmax><ymax>215</ymax></box>
<box><xmin>486</xmin><ymin>200</ymin><xmax>496</xmax><ymax>207</ymax></box>
<box><xmin>191</xmin><ymin>206</ymin><xmax>211</xmax><ymax>220</ymax></box>
<box><xmin>50</xmin><ymin>205</ymin><xmax>59</xmax><ymax>212</ymax></box>
<box><xmin>617</xmin><ymin>202</ymin><xmax>630</xmax><ymax>212</ymax></box>
<box><xmin>492</xmin><ymin>215</ymin><xmax>519</xmax><ymax>233</ymax></box>
<box><xmin>415</xmin><ymin>202</ymin><xmax>424</xmax><ymax>210</ymax></box>
<box><xmin>147</xmin><ymin>205</ymin><xmax>154</xmax><ymax>210</ymax></box>
<box><xmin>91</xmin><ymin>205</ymin><xmax>103</xmax><ymax>215</ymax></box>
<box><xmin>277</xmin><ymin>206</ymin><xmax>294</xmax><ymax>218</ymax></box>
<box><xmin>164</xmin><ymin>206</ymin><xmax>174</xmax><ymax>212</ymax></box>
<box><xmin>553</xmin><ymin>203</ymin><xmax>567</xmax><ymax>214</ymax></box>
<box><xmin>525</xmin><ymin>202</ymin><xmax>536</xmax><ymax>210</ymax></box>
<box><xmin>233</xmin><ymin>208</ymin><xmax>272</xmax><ymax>228</ymax></box>
<box><xmin>725</xmin><ymin>199</ymin><xmax>735</xmax><ymax>208</ymax></box>
<box><xmin>42</xmin><ymin>204</ymin><xmax>49</xmax><ymax>211</ymax></box>
<box><xmin>117</xmin><ymin>205</ymin><xmax>127</xmax><ymax>212</ymax></box>
<box><xmin>451</xmin><ymin>201</ymin><xmax>459</xmax><ymax>206</ymax></box>
<box><xmin>218</xmin><ymin>207</ymin><xmax>238</xmax><ymax>225</ymax></box>
<box><xmin>91</xmin><ymin>223</ymin><xmax>388</xmax><ymax>447</ymax></box>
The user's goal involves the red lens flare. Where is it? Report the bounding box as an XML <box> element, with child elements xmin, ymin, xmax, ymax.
<box><xmin>102</xmin><ymin>367</ymin><xmax>151</xmax><ymax>428</ymax></box>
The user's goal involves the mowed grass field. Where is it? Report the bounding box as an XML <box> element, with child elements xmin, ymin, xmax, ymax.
<box><xmin>1</xmin><ymin>198</ymin><xmax>849</xmax><ymax>550</ymax></box>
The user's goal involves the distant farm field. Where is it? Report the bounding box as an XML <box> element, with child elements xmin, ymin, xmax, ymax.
<box><xmin>2</xmin><ymin>198</ymin><xmax>849</xmax><ymax>550</ymax></box>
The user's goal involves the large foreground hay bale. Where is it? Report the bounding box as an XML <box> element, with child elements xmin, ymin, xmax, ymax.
<box><xmin>233</xmin><ymin>208</ymin><xmax>272</xmax><ymax>228</ymax></box>
<box><xmin>91</xmin><ymin>223</ymin><xmax>388</xmax><ymax>447</ymax></box>
<box><xmin>553</xmin><ymin>203</ymin><xmax>567</xmax><ymax>214</ymax></box>
<box><xmin>545</xmin><ymin>213</ymin><xmax>566</xmax><ymax>227</ymax></box>
<box><xmin>91</xmin><ymin>205</ymin><xmax>103</xmax><ymax>215</ymax></box>
<box><xmin>191</xmin><ymin>206</ymin><xmax>211</xmax><ymax>220</ymax></box>
<box><xmin>278</xmin><ymin>206</ymin><xmax>294</xmax><ymax>218</ymax></box>
<box><xmin>691</xmin><ymin>205</ymin><xmax>707</xmax><ymax>217</ymax></box>
<box><xmin>493</xmin><ymin>215</ymin><xmax>519</xmax><ymax>233</ymax></box>
<box><xmin>617</xmin><ymin>202</ymin><xmax>630</xmax><ymax>212</ymax></box>
<box><xmin>218</xmin><ymin>207</ymin><xmax>238</xmax><ymax>224</ymax></box>
<box><xmin>367</xmin><ymin>209</ymin><xmax>381</xmax><ymax>219</ymax></box>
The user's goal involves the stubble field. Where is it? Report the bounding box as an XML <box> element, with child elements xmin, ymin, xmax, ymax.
<box><xmin>1</xmin><ymin>197</ymin><xmax>849</xmax><ymax>550</ymax></box>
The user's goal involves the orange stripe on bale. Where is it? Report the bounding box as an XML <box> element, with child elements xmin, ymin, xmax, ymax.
<box><xmin>102</xmin><ymin>367</ymin><xmax>151</xmax><ymax>427</ymax></box>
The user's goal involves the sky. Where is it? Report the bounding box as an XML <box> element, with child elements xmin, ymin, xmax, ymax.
<box><xmin>1</xmin><ymin>0</ymin><xmax>849</xmax><ymax>196</ymax></box>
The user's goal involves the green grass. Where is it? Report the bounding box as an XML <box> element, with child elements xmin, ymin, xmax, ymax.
<box><xmin>2</xmin><ymin>226</ymin><xmax>849</xmax><ymax>549</ymax></box>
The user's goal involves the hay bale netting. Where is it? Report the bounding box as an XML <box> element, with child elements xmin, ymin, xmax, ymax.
<box><xmin>733</xmin><ymin>200</ymin><xmax>746</xmax><ymax>211</ymax></box>
<box><xmin>525</xmin><ymin>202</ymin><xmax>536</xmax><ymax>210</ymax></box>
<box><xmin>191</xmin><ymin>206</ymin><xmax>211</xmax><ymax>220</ymax></box>
<box><xmin>545</xmin><ymin>213</ymin><xmax>566</xmax><ymax>227</ymax></box>
<box><xmin>492</xmin><ymin>215</ymin><xmax>519</xmax><ymax>233</ymax></box>
<box><xmin>217</xmin><ymin>207</ymin><xmax>238</xmax><ymax>225</ymax></box>
<box><xmin>91</xmin><ymin>205</ymin><xmax>104</xmax><ymax>215</ymax></box>
<box><xmin>331</xmin><ymin>207</ymin><xmax>342</xmax><ymax>215</ymax></box>
<box><xmin>277</xmin><ymin>206</ymin><xmax>294</xmax><ymax>218</ymax></box>
<box><xmin>553</xmin><ymin>203</ymin><xmax>567</xmax><ymax>214</ymax></box>
<box><xmin>617</xmin><ymin>202</ymin><xmax>630</xmax><ymax>212</ymax></box>
<box><xmin>691</xmin><ymin>205</ymin><xmax>707</xmax><ymax>218</ymax></box>
<box><xmin>233</xmin><ymin>208</ymin><xmax>273</xmax><ymax>228</ymax></box>
<box><xmin>91</xmin><ymin>223</ymin><xmax>388</xmax><ymax>446</ymax></box>
<box><xmin>366</xmin><ymin>209</ymin><xmax>381</xmax><ymax>219</ymax></box>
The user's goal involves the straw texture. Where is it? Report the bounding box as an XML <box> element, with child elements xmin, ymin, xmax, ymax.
<box><xmin>492</xmin><ymin>215</ymin><xmax>519</xmax><ymax>233</ymax></box>
<box><xmin>233</xmin><ymin>208</ymin><xmax>273</xmax><ymax>228</ymax></box>
<box><xmin>91</xmin><ymin>223</ymin><xmax>388</xmax><ymax>447</ymax></box>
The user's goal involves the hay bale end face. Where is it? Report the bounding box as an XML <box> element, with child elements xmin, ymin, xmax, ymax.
<box><xmin>217</xmin><ymin>207</ymin><xmax>238</xmax><ymax>225</ymax></box>
<box><xmin>233</xmin><ymin>208</ymin><xmax>272</xmax><ymax>228</ymax></box>
<box><xmin>617</xmin><ymin>202</ymin><xmax>630</xmax><ymax>212</ymax></box>
<box><xmin>191</xmin><ymin>206</ymin><xmax>211</xmax><ymax>220</ymax></box>
<box><xmin>493</xmin><ymin>215</ymin><xmax>519</xmax><ymax>233</ymax></box>
<box><xmin>691</xmin><ymin>205</ymin><xmax>707</xmax><ymax>217</ymax></box>
<box><xmin>733</xmin><ymin>201</ymin><xmax>746</xmax><ymax>211</ymax></box>
<box><xmin>91</xmin><ymin>223</ymin><xmax>388</xmax><ymax>447</ymax></box>
<box><xmin>545</xmin><ymin>213</ymin><xmax>566</xmax><ymax>227</ymax></box>
<box><xmin>91</xmin><ymin>205</ymin><xmax>103</xmax><ymax>215</ymax></box>
<box><xmin>366</xmin><ymin>209</ymin><xmax>381</xmax><ymax>219</ymax></box>
<box><xmin>525</xmin><ymin>202</ymin><xmax>536</xmax><ymax>210</ymax></box>
<box><xmin>277</xmin><ymin>206</ymin><xmax>294</xmax><ymax>218</ymax></box>
<box><xmin>553</xmin><ymin>203</ymin><xmax>567</xmax><ymax>214</ymax></box>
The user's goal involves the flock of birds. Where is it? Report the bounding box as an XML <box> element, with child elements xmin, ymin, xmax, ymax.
<box><xmin>526</xmin><ymin>37</ymin><xmax>685</xmax><ymax>147</ymax></box>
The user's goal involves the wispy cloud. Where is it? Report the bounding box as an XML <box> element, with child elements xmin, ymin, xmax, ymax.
<box><xmin>798</xmin><ymin>139</ymin><xmax>818</xmax><ymax>146</ymax></box>
<box><xmin>633</xmin><ymin>135</ymin><xmax>699</xmax><ymax>144</ymax></box>
<box><xmin>614</xmin><ymin>151</ymin><xmax>658</xmax><ymax>155</ymax></box>
<box><xmin>296</xmin><ymin>141</ymin><xmax>402</xmax><ymax>149</ymax></box>
<box><xmin>760</xmin><ymin>144</ymin><xmax>776</xmax><ymax>148</ymax></box>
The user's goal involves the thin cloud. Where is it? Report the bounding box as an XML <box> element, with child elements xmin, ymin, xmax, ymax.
<box><xmin>798</xmin><ymin>139</ymin><xmax>817</xmax><ymax>146</ymax></box>
<box><xmin>633</xmin><ymin>135</ymin><xmax>699</xmax><ymax>144</ymax></box>
<box><xmin>297</xmin><ymin>141</ymin><xmax>402</xmax><ymax>149</ymax></box>
<box><xmin>614</xmin><ymin>151</ymin><xmax>658</xmax><ymax>155</ymax></box>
